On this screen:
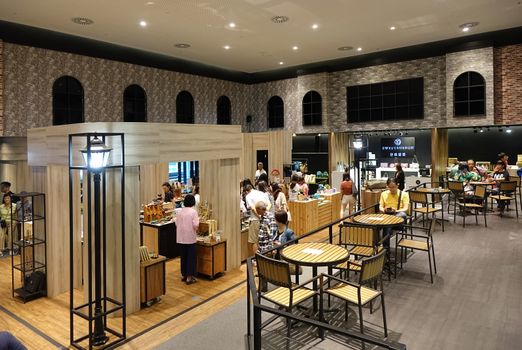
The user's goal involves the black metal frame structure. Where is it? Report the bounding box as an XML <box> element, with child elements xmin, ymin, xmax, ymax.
<box><xmin>10</xmin><ymin>192</ymin><xmax>47</xmax><ymax>303</ymax></box>
<box><xmin>68</xmin><ymin>132</ymin><xmax>126</xmax><ymax>350</ymax></box>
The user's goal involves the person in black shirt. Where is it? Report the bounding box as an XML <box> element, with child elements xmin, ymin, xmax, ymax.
<box><xmin>394</xmin><ymin>164</ymin><xmax>405</xmax><ymax>191</ymax></box>
<box><xmin>162</xmin><ymin>182</ymin><xmax>174</xmax><ymax>203</ymax></box>
<box><xmin>0</xmin><ymin>182</ymin><xmax>20</xmax><ymax>204</ymax></box>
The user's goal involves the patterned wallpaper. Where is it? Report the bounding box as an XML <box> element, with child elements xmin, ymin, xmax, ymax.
<box><xmin>1</xmin><ymin>42</ymin><xmax>500</xmax><ymax>136</ymax></box>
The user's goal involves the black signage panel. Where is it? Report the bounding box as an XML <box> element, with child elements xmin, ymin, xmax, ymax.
<box><xmin>380</xmin><ymin>137</ymin><xmax>415</xmax><ymax>158</ymax></box>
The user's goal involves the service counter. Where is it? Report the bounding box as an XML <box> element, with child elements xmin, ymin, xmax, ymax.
<box><xmin>140</xmin><ymin>221</ymin><xmax>180</xmax><ymax>259</ymax></box>
<box><xmin>288</xmin><ymin>192</ymin><xmax>342</xmax><ymax>236</ymax></box>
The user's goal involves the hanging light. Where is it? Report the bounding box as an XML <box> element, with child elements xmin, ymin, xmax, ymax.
<box><xmin>80</xmin><ymin>136</ymin><xmax>112</xmax><ymax>171</ymax></box>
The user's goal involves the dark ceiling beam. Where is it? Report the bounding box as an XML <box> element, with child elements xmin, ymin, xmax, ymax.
<box><xmin>1</xmin><ymin>20</ymin><xmax>521</xmax><ymax>84</ymax></box>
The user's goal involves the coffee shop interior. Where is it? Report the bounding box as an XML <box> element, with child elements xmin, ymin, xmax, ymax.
<box><xmin>0</xmin><ymin>1</ymin><xmax>521</xmax><ymax>349</ymax></box>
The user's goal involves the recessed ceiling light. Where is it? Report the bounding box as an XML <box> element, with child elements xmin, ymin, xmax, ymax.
<box><xmin>459</xmin><ymin>22</ymin><xmax>479</xmax><ymax>32</ymax></box>
<box><xmin>271</xmin><ymin>16</ymin><xmax>289</xmax><ymax>24</ymax></box>
<box><xmin>228</xmin><ymin>22</ymin><xmax>236</xmax><ymax>28</ymax></box>
<box><xmin>506</xmin><ymin>127</ymin><xmax>512</xmax><ymax>133</ymax></box>
<box><xmin>223</xmin><ymin>45</ymin><xmax>231</xmax><ymax>50</ymax></box>
<box><xmin>357</xmin><ymin>47</ymin><xmax>362</xmax><ymax>52</ymax></box>
<box><xmin>390</xmin><ymin>26</ymin><xmax>396</xmax><ymax>31</ymax></box>
<box><xmin>71</xmin><ymin>17</ymin><xmax>94</xmax><ymax>25</ymax></box>
<box><xmin>139</xmin><ymin>20</ymin><xmax>147</xmax><ymax>27</ymax></box>
<box><xmin>279</xmin><ymin>61</ymin><xmax>284</xmax><ymax>65</ymax></box>
<box><xmin>312</xmin><ymin>23</ymin><xmax>319</xmax><ymax>29</ymax></box>
<box><xmin>174</xmin><ymin>43</ymin><xmax>191</xmax><ymax>48</ymax></box>
<box><xmin>292</xmin><ymin>133</ymin><xmax>296</xmax><ymax>137</ymax></box>
<box><xmin>337</xmin><ymin>46</ymin><xmax>353</xmax><ymax>51</ymax></box>
<box><xmin>145</xmin><ymin>1</ymin><xmax>155</xmax><ymax>5</ymax></box>
<box><xmin>292</xmin><ymin>46</ymin><xmax>299</xmax><ymax>51</ymax></box>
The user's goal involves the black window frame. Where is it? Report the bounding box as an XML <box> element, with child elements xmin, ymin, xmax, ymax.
<box><xmin>267</xmin><ymin>96</ymin><xmax>284</xmax><ymax>128</ymax></box>
<box><xmin>453</xmin><ymin>71</ymin><xmax>486</xmax><ymax>117</ymax></box>
<box><xmin>176</xmin><ymin>90</ymin><xmax>195</xmax><ymax>124</ymax></box>
<box><xmin>302</xmin><ymin>91</ymin><xmax>322</xmax><ymax>126</ymax></box>
<box><xmin>52</xmin><ymin>75</ymin><xmax>84</xmax><ymax>125</ymax></box>
<box><xmin>216</xmin><ymin>95</ymin><xmax>232</xmax><ymax>125</ymax></box>
<box><xmin>347</xmin><ymin>77</ymin><xmax>424</xmax><ymax>123</ymax></box>
<box><xmin>123</xmin><ymin>84</ymin><xmax>147</xmax><ymax>122</ymax></box>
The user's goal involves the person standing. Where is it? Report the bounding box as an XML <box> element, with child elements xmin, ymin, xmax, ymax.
<box><xmin>255</xmin><ymin>162</ymin><xmax>267</xmax><ymax>182</ymax></box>
<box><xmin>0</xmin><ymin>182</ymin><xmax>19</xmax><ymax>204</ymax></box>
<box><xmin>255</xmin><ymin>201</ymin><xmax>277</xmax><ymax>253</ymax></box>
<box><xmin>162</xmin><ymin>182</ymin><xmax>174</xmax><ymax>203</ymax></box>
<box><xmin>271</xmin><ymin>183</ymin><xmax>291</xmax><ymax>221</ymax></box>
<box><xmin>394</xmin><ymin>164</ymin><xmax>405</xmax><ymax>191</ymax></box>
<box><xmin>340</xmin><ymin>172</ymin><xmax>356</xmax><ymax>216</ymax></box>
<box><xmin>0</xmin><ymin>195</ymin><xmax>16</xmax><ymax>256</ymax></box>
<box><xmin>176</xmin><ymin>194</ymin><xmax>200</xmax><ymax>285</ymax></box>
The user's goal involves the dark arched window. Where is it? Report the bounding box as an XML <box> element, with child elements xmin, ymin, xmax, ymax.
<box><xmin>52</xmin><ymin>76</ymin><xmax>84</xmax><ymax>125</ymax></box>
<box><xmin>123</xmin><ymin>84</ymin><xmax>147</xmax><ymax>122</ymax></box>
<box><xmin>454</xmin><ymin>71</ymin><xmax>485</xmax><ymax>117</ymax></box>
<box><xmin>176</xmin><ymin>90</ymin><xmax>194</xmax><ymax>123</ymax></box>
<box><xmin>302</xmin><ymin>91</ymin><xmax>322</xmax><ymax>126</ymax></box>
<box><xmin>267</xmin><ymin>96</ymin><xmax>284</xmax><ymax>128</ymax></box>
<box><xmin>216</xmin><ymin>95</ymin><xmax>231</xmax><ymax>125</ymax></box>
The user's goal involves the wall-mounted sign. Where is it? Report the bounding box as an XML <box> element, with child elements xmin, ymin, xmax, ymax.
<box><xmin>380</xmin><ymin>137</ymin><xmax>415</xmax><ymax>158</ymax></box>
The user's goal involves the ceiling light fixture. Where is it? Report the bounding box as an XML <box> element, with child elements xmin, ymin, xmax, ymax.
<box><xmin>506</xmin><ymin>127</ymin><xmax>512</xmax><ymax>133</ymax></box>
<box><xmin>139</xmin><ymin>20</ymin><xmax>147</xmax><ymax>27</ymax></box>
<box><xmin>279</xmin><ymin>61</ymin><xmax>284</xmax><ymax>65</ymax></box>
<box><xmin>312</xmin><ymin>24</ymin><xmax>319</xmax><ymax>29</ymax></box>
<box><xmin>357</xmin><ymin>47</ymin><xmax>362</xmax><ymax>52</ymax></box>
<box><xmin>145</xmin><ymin>1</ymin><xmax>155</xmax><ymax>5</ymax></box>
<box><xmin>337</xmin><ymin>46</ymin><xmax>353</xmax><ymax>51</ymax></box>
<box><xmin>228</xmin><ymin>22</ymin><xmax>236</xmax><ymax>28</ymax></box>
<box><xmin>479</xmin><ymin>127</ymin><xmax>484</xmax><ymax>133</ymax></box>
<box><xmin>390</xmin><ymin>26</ymin><xmax>396</xmax><ymax>30</ymax></box>
<box><xmin>459</xmin><ymin>22</ymin><xmax>479</xmax><ymax>32</ymax></box>
<box><xmin>71</xmin><ymin>17</ymin><xmax>94</xmax><ymax>25</ymax></box>
<box><xmin>271</xmin><ymin>16</ymin><xmax>289</xmax><ymax>24</ymax></box>
<box><xmin>223</xmin><ymin>45</ymin><xmax>231</xmax><ymax>50</ymax></box>
<box><xmin>174</xmin><ymin>43</ymin><xmax>191</xmax><ymax>48</ymax></box>
<box><xmin>292</xmin><ymin>46</ymin><xmax>299</xmax><ymax>51</ymax></box>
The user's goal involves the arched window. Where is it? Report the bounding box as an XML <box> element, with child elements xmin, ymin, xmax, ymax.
<box><xmin>176</xmin><ymin>90</ymin><xmax>194</xmax><ymax>123</ymax></box>
<box><xmin>302</xmin><ymin>90</ymin><xmax>322</xmax><ymax>126</ymax></box>
<box><xmin>216</xmin><ymin>95</ymin><xmax>231</xmax><ymax>125</ymax></box>
<box><xmin>52</xmin><ymin>76</ymin><xmax>84</xmax><ymax>125</ymax></box>
<box><xmin>454</xmin><ymin>71</ymin><xmax>485</xmax><ymax>117</ymax></box>
<box><xmin>123</xmin><ymin>84</ymin><xmax>147</xmax><ymax>122</ymax></box>
<box><xmin>267</xmin><ymin>96</ymin><xmax>284</xmax><ymax>128</ymax></box>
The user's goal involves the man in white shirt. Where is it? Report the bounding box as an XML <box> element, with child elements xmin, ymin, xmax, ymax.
<box><xmin>244</xmin><ymin>184</ymin><xmax>271</xmax><ymax>256</ymax></box>
<box><xmin>255</xmin><ymin>162</ymin><xmax>267</xmax><ymax>181</ymax></box>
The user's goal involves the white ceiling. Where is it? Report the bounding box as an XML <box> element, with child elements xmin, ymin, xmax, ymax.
<box><xmin>1</xmin><ymin>0</ymin><xmax>521</xmax><ymax>73</ymax></box>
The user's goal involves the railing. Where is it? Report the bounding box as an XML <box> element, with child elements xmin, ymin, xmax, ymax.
<box><xmin>247</xmin><ymin>203</ymin><xmax>407</xmax><ymax>350</ymax></box>
<box><xmin>246</xmin><ymin>257</ymin><xmax>406</xmax><ymax>350</ymax></box>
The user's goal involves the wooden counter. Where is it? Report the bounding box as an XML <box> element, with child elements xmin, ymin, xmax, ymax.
<box><xmin>362</xmin><ymin>188</ymin><xmax>385</xmax><ymax>214</ymax></box>
<box><xmin>140</xmin><ymin>221</ymin><xmax>180</xmax><ymax>259</ymax></box>
<box><xmin>140</xmin><ymin>255</ymin><xmax>166</xmax><ymax>304</ymax></box>
<box><xmin>196</xmin><ymin>239</ymin><xmax>227</xmax><ymax>279</ymax></box>
<box><xmin>321</xmin><ymin>192</ymin><xmax>342</xmax><ymax>221</ymax></box>
<box><xmin>288</xmin><ymin>199</ymin><xmax>319</xmax><ymax>236</ymax></box>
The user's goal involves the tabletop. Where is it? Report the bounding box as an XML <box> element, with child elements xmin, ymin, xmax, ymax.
<box><xmin>469</xmin><ymin>181</ymin><xmax>496</xmax><ymax>186</ymax></box>
<box><xmin>281</xmin><ymin>242</ymin><xmax>349</xmax><ymax>267</ymax></box>
<box><xmin>417</xmin><ymin>187</ymin><xmax>450</xmax><ymax>194</ymax></box>
<box><xmin>353</xmin><ymin>213</ymin><xmax>405</xmax><ymax>226</ymax></box>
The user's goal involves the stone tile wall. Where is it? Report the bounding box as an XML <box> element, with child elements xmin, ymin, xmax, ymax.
<box><xmin>494</xmin><ymin>44</ymin><xmax>522</xmax><ymax>125</ymax></box>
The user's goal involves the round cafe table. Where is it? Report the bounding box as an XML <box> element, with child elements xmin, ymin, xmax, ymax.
<box><xmin>281</xmin><ymin>242</ymin><xmax>349</xmax><ymax>311</ymax></box>
<box><xmin>353</xmin><ymin>213</ymin><xmax>404</xmax><ymax>227</ymax></box>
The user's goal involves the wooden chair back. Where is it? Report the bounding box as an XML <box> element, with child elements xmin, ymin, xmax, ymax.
<box><xmin>255</xmin><ymin>253</ymin><xmax>292</xmax><ymax>289</ymax></box>
<box><xmin>359</xmin><ymin>249</ymin><xmax>386</xmax><ymax>284</ymax></box>
<box><xmin>508</xmin><ymin>176</ymin><xmax>520</xmax><ymax>187</ymax></box>
<box><xmin>409</xmin><ymin>191</ymin><xmax>428</xmax><ymax>205</ymax></box>
<box><xmin>474</xmin><ymin>185</ymin><xmax>487</xmax><ymax>199</ymax></box>
<box><xmin>447</xmin><ymin>181</ymin><xmax>463</xmax><ymax>192</ymax></box>
<box><xmin>341</xmin><ymin>224</ymin><xmax>375</xmax><ymax>247</ymax></box>
<box><xmin>499</xmin><ymin>181</ymin><xmax>517</xmax><ymax>193</ymax></box>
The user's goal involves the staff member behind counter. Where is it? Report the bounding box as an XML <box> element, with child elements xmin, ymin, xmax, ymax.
<box><xmin>162</xmin><ymin>182</ymin><xmax>174</xmax><ymax>202</ymax></box>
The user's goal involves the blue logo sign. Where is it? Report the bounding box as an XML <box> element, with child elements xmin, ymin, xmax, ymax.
<box><xmin>394</xmin><ymin>138</ymin><xmax>402</xmax><ymax>146</ymax></box>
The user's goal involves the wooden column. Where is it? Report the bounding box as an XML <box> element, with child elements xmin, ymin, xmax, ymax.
<box><xmin>431</xmin><ymin>128</ymin><xmax>448</xmax><ymax>183</ymax></box>
<box><xmin>268</xmin><ymin>131</ymin><xmax>292</xmax><ymax>179</ymax></box>
<box><xmin>200</xmin><ymin>158</ymin><xmax>241</xmax><ymax>270</ymax></box>
<box><xmin>328</xmin><ymin>132</ymin><xmax>351</xmax><ymax>175</ymax></box>
<box><xmin>139</xmin><ymin>162</ymin><xmax>169</xmax><ymax>205</ymax></box>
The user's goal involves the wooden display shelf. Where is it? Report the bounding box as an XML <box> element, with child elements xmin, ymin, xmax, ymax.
<box><xmin>140</xmin><ymin>255</ymin><xmax>167</xmax><ymax>304</ymax></box>
<box><xmin>196</xmin><ymin>239</ymin><xmax>227</xmax><ymax>279</ymax></box>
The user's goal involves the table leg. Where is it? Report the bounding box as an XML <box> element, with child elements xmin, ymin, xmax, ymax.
<box><xmin>312</xmin><ymin>266</ymin><xmax>318</xmax><ymax>312</ymax></box>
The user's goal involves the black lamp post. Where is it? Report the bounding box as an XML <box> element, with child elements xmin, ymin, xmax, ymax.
<box><xmin>80</xmin><ymin>136</ymin><xmax>112</xmax><ymax>346</ymax></box>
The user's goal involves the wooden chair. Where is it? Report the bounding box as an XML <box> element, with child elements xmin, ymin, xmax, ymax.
<box><xmin>338</xmin><ymin>223</ymin><xmax>379</xmax><ymax>259</ymax></box>
<box><xmin>489</xmin><ymin>181</ymin><xmax>519</xmax><ymax>218</ymax></box>
<box><xmin>395</xmin><ymin>219</ymin><xmax>437</xmax><ymax>283</ymax></box>
<box><xmin>255</xmin><ymin>253</ymin><xmax>322</xmax><ymax>341</ymax></box>
<box><xmin>447</xmin><ymin>181</ymin><xmax>473</xmax><ymax>221</ymax></box>
<box><xmin>457</xmin><ymin>185</ymin><xmax>488</xmax><ymax>227</ymax></box>
<box><xmin>322</xmin><ymin>250</ymin><xmax>388</xmax><ymax>342</ymax></box>
<box><xmin>409</xmin><ymin>190</ymin><xmax>444</xmax><ymax>231</ymax></box>
<box><xmin>509</xmin><ymin>175</ymin><xmax>521</xmax><ymax>210</ymax></box>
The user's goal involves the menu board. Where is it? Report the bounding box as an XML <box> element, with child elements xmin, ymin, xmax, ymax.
<box><xmin>380</xmin><ymin>137</ymin><xmax>415</xmax><ymax>158</ymax></box>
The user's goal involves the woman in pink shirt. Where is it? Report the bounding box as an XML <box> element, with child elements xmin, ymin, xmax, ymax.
<box><xmin>176</xmin><ymin>194</ymin><xmax>200</xmax><ymax>284</ymax></box>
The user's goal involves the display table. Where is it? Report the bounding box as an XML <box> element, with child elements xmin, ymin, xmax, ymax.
<box><xmin>140</xmin><ymin>255</ymin><xmax>166</xmax><ymax>304</ymax></box>
<box><xmin>321</xmin><ymin>192</ymin><xmax>342</xmax><ymax>221</ymax></box>
<box><xmin>288</xmin><ymin>199</ymin><xmax>319</xmax><ymax>236</ymax></box>
<box><xmin>140</xmin><ymin>221</ymin><xmax>181</xmax><ymax>259</ymax></box>
<box><xmin>361</xmin><ymin>188</ymin><xmax>385</xmax><ymax>214</ymax></box>
<box><xmin>196</xmin><ymin>239</ymin><xmax>227</xmax><ymax>279</ymax></box>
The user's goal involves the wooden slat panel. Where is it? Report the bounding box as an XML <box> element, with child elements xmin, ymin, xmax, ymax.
<box><xmin>328</xmin><ymin>132</ymin><xmax>351</xmax><ymax>176</ymax></box>
<box><xmin>431</xmin><ymin>128</ymin><xmax>448</xmax><ymax>183</ymax></box>
<box><xmin>139</xmin><ymin>162</ymin><xmax>169</xmax><ymax>205</ymax></box>
<box><xmin>0</xmin><ymin>137</ymin><xmax>27</xmax><ymax>161</ymax></box>
<box><xmin>200</xmin><ymin>158</ymin><xmax>240</xmax><ymax>270</ymax></box>
<box><xmin>27</xmin><ymin>122</ymin><xmax>242</xmax><ymax>166</ymax></box>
